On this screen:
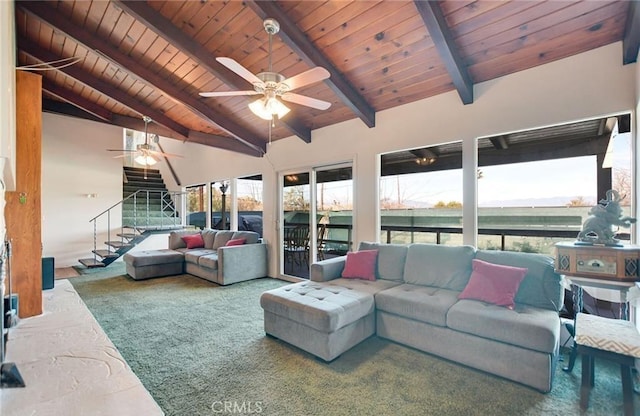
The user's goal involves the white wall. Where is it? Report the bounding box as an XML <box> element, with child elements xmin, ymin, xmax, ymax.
<box><xmin>636</xmin><ymin>46</ymin><xmax>640</xmax><ymax>244</ymax></box>
<box><xmin>0</xmin><ymin>1</ymin><xmax>16</xmax><ymax>255</ymax></box>
<box><xmin>41</xmin><ymin>113</ymin><xmax>123</xmax><ymax>267</ymax></box>
<box><xmin>0</xmin><ymin>1</ymin><xmax>16</xmax><ymax>194</ymax></box>
<box><xmin>38</xmin><ymin>42</ymin><xmax>637</xmax><ymax>273</ymax></box>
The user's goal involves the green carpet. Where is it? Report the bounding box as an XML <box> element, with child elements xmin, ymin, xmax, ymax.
<box><xmin>69</xmin><ymin>268</ymin><xmax>630</xmax><ymax>416</ymax></box>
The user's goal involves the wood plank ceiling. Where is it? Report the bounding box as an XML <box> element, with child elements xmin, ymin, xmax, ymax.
<box><xmin>14</xmin><ymin>1</ymin><xmax>639</xmax><ymax>158</ymax></box>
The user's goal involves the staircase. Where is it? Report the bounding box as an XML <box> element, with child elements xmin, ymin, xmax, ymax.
<box><xmin>78</xmin><ymin>167</ymin><xmax>186</xmax><ymax>268</ymax></box>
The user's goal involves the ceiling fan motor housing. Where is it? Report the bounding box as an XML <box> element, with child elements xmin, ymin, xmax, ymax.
<box><xmin>254</xmin><ymin>72</ymin><xmax>289</xmax><ymax>95</ymax></box>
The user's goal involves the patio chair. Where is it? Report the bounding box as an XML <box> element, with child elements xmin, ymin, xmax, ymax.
<box><xmin>284</xmin><ymin>225</ymin><xmax>310</xmax><ymax>266</ymax></box>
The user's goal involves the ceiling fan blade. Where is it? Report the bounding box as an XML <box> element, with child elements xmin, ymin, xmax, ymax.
<box><xmin>281</xmin><ymin>93</ymin><xmax>331</xmax><ymax>110</ymax></box>
<box><xmin>216</xmin><ymin>57</ymin><xmax>263</xmax><ymax>85</ymax></box>
<box><xmin>106</xmin><ymin>149</ymin><xmax>136</xmax><ymax>152</ymax></box>
<box><xmin>281</xmin><ymin>67</ymin><xmax>330</xmax><ymax>91</ymax></box>
<box><xmin>199</xmin><ymin>90</ymin><xmax>261</xmax><ymax>98</ymax></box>
<box><xmin>149</xmin><ymin>150</ymin><xmax>183</xmax><ymax>158</ymax></box>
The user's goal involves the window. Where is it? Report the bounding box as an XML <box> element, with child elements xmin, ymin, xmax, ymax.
<box><xmin>476</xmin><ymin>115</ymin><xmax>633</xmax><ymax>254</ymax></box>
<box><xmin>380</xmin><ymin>143</ymin><xmax>463</xmax><ymax>245</ymax></box>
<box><xmin>211</xmin><ymin>181</ymin><xmax>232</xmax><ymax>230</ymax></box>
<box><xmin>237</xmin><ymin>175</ymin><xmax>263</xmax><ymax>237</ymax></box>
<box><xmin>186</xmin><ymin>184</ymin><xmax>207</xmax><ymax>229</ymax></box>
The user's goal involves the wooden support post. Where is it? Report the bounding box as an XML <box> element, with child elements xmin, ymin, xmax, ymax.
<box><xmin>5</xmin><ymin>70</ymin><xmax>42</xmax><ymax>318</ymax></box>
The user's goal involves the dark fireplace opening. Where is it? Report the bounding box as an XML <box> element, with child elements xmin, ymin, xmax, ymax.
<box><xmin>1</xmin><ymin>240</ymin><xmax>25</xmax><ymax>388</ymax></box>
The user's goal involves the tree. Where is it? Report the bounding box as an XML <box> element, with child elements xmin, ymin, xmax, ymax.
<box><xmin>567</xmin><ymin>197</ymin><xmax>591</xmax><ymax>207</ymax></box>
<box><xmin>613</xmin><ymin>167</ymin><xmax>631</xmax><ymax>206</ymax></box>
<box><xmin>433</xmin><ymin>201</ymin><xmax>462</xmax><ymax>208</ymax></box>
<box><xmin>187</xmin><ymin>186</ymin><xmax>205</xmax><ymax>212</ymax></box>
<box><xmin>283</xmin><ymin>186</ymin><xmax>309</xmax><ymax>211</ymax></box>
<box><xmin>237</xmin><ymin>196</ymin><xmax>262</xmax><ymax>211</ymax></box>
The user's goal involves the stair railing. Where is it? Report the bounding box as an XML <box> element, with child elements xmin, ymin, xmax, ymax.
<box><xmin>88</xmin><ymin>190</ymin><xmax>186</xmax><ymax>259</ymax></box>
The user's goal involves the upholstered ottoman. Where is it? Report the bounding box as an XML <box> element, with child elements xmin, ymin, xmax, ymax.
<box><xmin>260</xmin><ymin>280</ymin><xmax>377</xmax><ymax>361</ymax></box>
<box><xmin>123</xmin><ymin>249</ymin><xmax>184</xmax><ymax>280</ymax></box>
<box><xmin>575</xmin><ymin>313</ymin><xmax>640</xmax><ymax>415</ymax></box>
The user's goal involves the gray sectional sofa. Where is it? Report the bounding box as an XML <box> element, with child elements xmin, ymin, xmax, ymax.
<box><xmin>260</xmin><ymin>242</ymin><xmax>563</xmax><ymax>392</ymax></box>
<box><xmin>124</xmin><ymin>229</ymin><xmax>268</xmax><ymax>285</ymax></box>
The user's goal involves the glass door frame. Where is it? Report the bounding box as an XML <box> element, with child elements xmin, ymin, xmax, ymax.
<box><xmin>278</xmin><ymin>161</ymin><xmax>353</xmax><ymax>278</ymax></box>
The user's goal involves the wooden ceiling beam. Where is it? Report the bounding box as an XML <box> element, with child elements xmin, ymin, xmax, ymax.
<box><xmin>19</xmin><ymin>38</ymin><xmax>191</xmax><ymax>139</ymax></box>
<box><xmin>41</xmin><ymin>78</ymin><xmax>113</xmax><ymax>122</ymax></box>
<box><xmin>42</xmin><ymin>98</ymin><xmax>107</xmax><ymax>124</ymax></box>
<box><xmin>414</xmin><ymin>1</ymin><xmax>474</xmax><ymax>105</ymax></box>
<box><xmin>623</xmin><ymin>0</ymin><xmax>640</xmax><ymax>64</ymax></box>
<box><xmin>18</xmin><ymin>1</ymin><xmax>266</xmax><ymax>154</ymax></box>
<box><xmin>114</xmin><ymin>0</ymin><xmax>312</xmax><ymax>143</ymax></box>
<box><xmin>248</xmin><ymin>0</ymin><xmax>376</xmax><ymax>128</ymax></box>
<box><xmin>41</xmin><ymin>98</ymin><xmax>263</xmax><ymax>157</ymax></box>
<box><xmin>114</xmin><ymin>117</ymin><xmax>263</xmax><ymax>157</ymax></box>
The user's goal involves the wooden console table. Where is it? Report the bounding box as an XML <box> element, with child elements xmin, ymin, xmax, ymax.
<box><xmin>554</xmin><ymin>242</ymin><xmax>640</xmax><ymax>373</ymax></box>
<box><xmin>555</xmin><ymin>242</ymin><xmax>640</xmax><ymax>281</ymax></box>
<box><xmin>555</xmin><ymin>242</ymin><xmax>640</xmax><ymax>320</ymax></box>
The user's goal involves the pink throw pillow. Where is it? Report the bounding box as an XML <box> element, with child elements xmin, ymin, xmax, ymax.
<box><xmin>342</xmin><ymin>250</ymin><xmax>378</xmax><ymax>281</ymax></box>
<box><xmin>225</xmin><ymin>238</ymin><xmax>246</xmax><ymax>246</ymax></box>
<box><xmin>182</xmin><ymin>233</ymin><xmax>205</xmax><ymax>249</ymax></box>
<box><xmin>458</xmin><ymin>259</ymin><xmax>528</xmax><ymax>309</ymax></box>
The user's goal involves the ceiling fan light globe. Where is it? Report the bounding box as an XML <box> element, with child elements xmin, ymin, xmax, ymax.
<box><xmin>249</xmin><ymin>98</ymin><xmax>274</xmax><ymax>120</ymax></box>
<box><xmin>248</xmin><ymin>96</ymin><xmax>290</xmax><ymax>120</ymax></box>
<box><xmin>267</xmin><ymin>97</ymin><xmax>290</xmax><ymax>119</ymax></box>
<box><xmin>135</xmin><ymin>154</ymin><xmax>158</xmax><ymax>166</ymax></box>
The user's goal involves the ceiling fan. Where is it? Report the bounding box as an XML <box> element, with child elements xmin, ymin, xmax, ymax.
<box><xmin>107</xmin><ymin>115</ymin><xmax>181</xmax><ymax>167</ymax></box>
<box><xmin>199</xmin><ymin>18</ymin><xmax>331</xmax><ymax>124</ymax></box>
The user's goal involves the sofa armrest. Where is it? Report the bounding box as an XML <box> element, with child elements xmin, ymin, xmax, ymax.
<box><xmin>310</xmin><ymin>256</ymin><xmax>346</xmax><ymax>282</ymax></box>
<box><xmin>217</xmin><ymin>243</ymin><xmax>268</xmax><ymax>285</ymax></box>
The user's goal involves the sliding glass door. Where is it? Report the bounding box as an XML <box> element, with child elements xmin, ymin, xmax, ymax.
<box><xmin>282</xmin><ymin>172</ymin><xmax>311</xmax><ymax>278</ymax></box>
<box><xmin>280</xmin><ymin>163</ymin><xmax>353</xmax><ymax>278</ymax></box>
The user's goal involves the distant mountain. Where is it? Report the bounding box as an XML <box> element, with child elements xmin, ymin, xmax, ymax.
<box><xmin>403</xmin><ymin>200</ymin><xmax>433</xmax><ymax>208</ymax></box>
<box><xmin>401</xmin><ymin>196</ymin><xmax>596</xmax><ymax>209</ymax></box>
<box><xmin>478</xmin><ymin>196</ymin><xmax>595</xmax><ymax>208</ymax></box>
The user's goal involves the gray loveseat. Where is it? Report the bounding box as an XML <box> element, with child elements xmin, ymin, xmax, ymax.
<box><xmin>125</xmin><ymin>229</ymin><xmax>268</xmax><ymax>285</ymax></box>
<box><xmin>260</xmin><ymin>242</ymin><xmax>563</xmax><ymax>392</ymax></box>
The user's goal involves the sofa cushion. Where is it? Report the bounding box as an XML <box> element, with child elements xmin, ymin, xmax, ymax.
<box><xmin>342</xmin><ymin>250</ymin><xmax>378</xmax><ymax>281</ymax></box>
<box><xmin>225</xmin><ymin>238</ymin><xmax>246</xmax><ymax>246</ymax></box>
<box><xmin>447</xmin><ymin>299</ymin><xmax>560</xmax><ymax>353</ymax></box>
<box><xmin>327</xmin><ymin>277</ymin><xmax>400</xmax><ymax>294</ymax></box>
<box><xmin>123</xmin><ymin>249</ymin><xmax>184</xmax><ymax>267</ymax></box>
<box><xmin>359</xmin><ymin>242</ymin><xmax>408</xmax><ymax>281</ymax></box>
<box><xmin>375</xmin><ymin>284</ymin><xmax>460</xmax><ymax>327</ymax></box>
<box><xmin>201</xmin><ymin>229</ymin><xmax>218</xmax><ymax>249</ymax></box>
<box><xmin>198</xmin><ymin>253</ymin><xmax>218</xmax><ymax>270</ymax></box>
<box><xmin>458</xmin><ymin>259</ymin><xmax>527</xmax><ymax>310</ymax></box>
<box><xmin>260</xmin><ymin>281</ymin><xmax>376</xmax><ymax>333</ymax></box>
<box><xmin>475</xmin><ymin>250</ymin><xmax>563</xmax><ymax>312</ymax></box>
<box><xmin>184</xmin><ymin>249</ymin><xmax>217</xmax><ymax>264</ymax></box>
<box><xmin>213</xmin><ymin>231</ymin><xmax>236</xmax><ymax>249</ymax></box>
<box><xmin>261</xmin><ymin>278</ymin><xmax>398</xmax><ymax>333</ymax></box>
<box><xmin>182</xmin><ymin>233</ymin><xmax>205</xmax><ymax>249</ymax></box>
<box><xmin>403</xmin><ymin>244</ymin><xmax>475</xmax><ymax>291</ymax></box>
<box><xmin>168</xmin><ymin>230</ymin><xmax>201</xmax><ymax>249</ymax></box>
<box><xmin>231</xmin><ymin>231</ymin><xmax>260</xmax><ymax>244</ymax></box>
